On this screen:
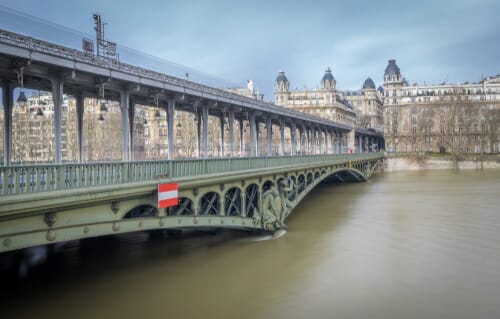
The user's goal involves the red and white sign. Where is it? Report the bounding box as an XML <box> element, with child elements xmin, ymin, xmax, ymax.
<box><xmin>157</xmin><ymin>183</ymin><xmax>178</xmax><ymax>208</ymax></box>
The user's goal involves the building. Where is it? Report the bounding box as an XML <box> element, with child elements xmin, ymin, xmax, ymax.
<box><xmin>225</xmin><ymin>80</ymin><xmax>264</xmax><ymax>101</ymax></box>
<box><xmin>274</xmin><ymin>68</ymin><xmax>383</xmax><ymax>131</ymax></box>
<box><xmin>383</xmin><ymin>59</ymin><xmax>500</xmax><ymax>154</ymax></box>
<box><xmin>339</xmin><ymin>78</ymin><xmax>384</xmax><ymax>131</ymax></box>
<box><xmin>274</xmin><ymin>68</ymin><xmax>357</xmax><ymax>127</ymax></box>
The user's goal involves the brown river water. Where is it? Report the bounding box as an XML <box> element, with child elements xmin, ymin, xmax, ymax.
<box><xmin>1</xmin><ymin>169</ymin><xmax>500</xmax><ymax>319</ymax></box>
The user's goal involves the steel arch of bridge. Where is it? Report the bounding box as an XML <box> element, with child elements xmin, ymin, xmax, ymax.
<box><xmin>0</xmin><ymin>154</ymin><xmax>383</xmax><ymax>253</ymax></box>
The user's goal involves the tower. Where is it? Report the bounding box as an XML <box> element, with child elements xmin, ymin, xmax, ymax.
<box><xmin>383</xmin><ymin>59</ymin><xmax>403</xmax><ymax>106</ymax></box>
<box><xmin>274</xmin><ymin>70</ymin><xmax>289</xmax><ymax>106</ymax></box>
<box><xmin>321</xmin><ymin>67</ymin><xmax>336</xmax><ymax>91</ymax></box>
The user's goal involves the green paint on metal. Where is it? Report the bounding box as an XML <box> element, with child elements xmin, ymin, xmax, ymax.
<box><xmin>0</xmin><ymin>154</ymin><xmax>383</xmax><ymax>253</ymax></box>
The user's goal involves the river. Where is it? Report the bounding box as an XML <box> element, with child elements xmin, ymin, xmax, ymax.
<box><xmin>1</xmin><ymin>169</ymin><xmax>500</xmax><ymax>319</ymax></box>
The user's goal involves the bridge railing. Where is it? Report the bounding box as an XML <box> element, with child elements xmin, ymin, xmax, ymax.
<box><xmin>0</xmin><ymin>153</ymin><xmax>382</xmax><ymax>196</ymax></box>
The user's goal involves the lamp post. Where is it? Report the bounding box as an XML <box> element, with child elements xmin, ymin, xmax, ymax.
<box><xmin>16</xmin><ymin>67</ymin><xmax>27</xmax><ymax>107</ymax></box>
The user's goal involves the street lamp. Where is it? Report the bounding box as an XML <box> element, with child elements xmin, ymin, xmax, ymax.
<box><xmin>16</xmin><ymin>67</ymin><xmax>27</xmax><ymax>107</ymax></box>
<box><xmin>100</xmin><ymin>102</ymin><xmax>108</xmax><ymax>112</ymax></box>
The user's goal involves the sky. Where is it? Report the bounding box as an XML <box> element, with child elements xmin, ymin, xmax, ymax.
<box><xmin>1</xmin><ymin>0</ymin><xmax>499</xmax><ymax>101</ymax></box>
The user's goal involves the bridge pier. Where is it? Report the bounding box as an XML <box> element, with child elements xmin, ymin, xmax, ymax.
<box><xmin>291</xmin><ymin>123</ymin><xmax>297</xmax><ymax>155</ymax></box>
<box><xmin>50</xmin><ymin>77</ymin><xmax>64</xmax><ymax>163</ymax></box>
<box><xmin>196</xmin><ymin>105</ymin><xmax>201</xmax><ymax>158</ymax></box>
<box><xmin>202</xmin><ymin>104</ymin><xmax>209</xmax><ymax>158</ymax></box>
<box><xmin>266</xmin><ymin>118</ymin><xmax>272</xmax><ymax>156</ymax></box>
<box><xmin>347</xmin><ymin>130</ymin><xmax>355</xmax><ymax>153</ymax></box>
<box><xmin>128</xmin><ymin>98</ymin><xmax>136</xmax><ymax>160</ymax></box>
<box><xmin>219</xmin><ymin>114</ymin><xmax>225</xmax><ymax>157</ymax></box>
<box><xmin>167</xmin><ymin>99</ymin><xmax>176</xmax><ymax>160</ymax></box>
<box><xmin>279</xmin><ymin>120</ymin><xmax>285</xmax><ymax>156</ymax></box>
<box><xmin>75</xmin><ymin>93</ymin><xmax>84</xmax><ymax>163</ymax></box>
<box><xmin>249</xmin><ymin>112</ymin><xmax>256</xmax><ymax>157</ymax></box>
<box><xmin>311</xmin><ymin>127</ymin><xmax>316</xmax><ymax>155</ymax></box>
<box><xmin>1</xmin><ymin>81</ymin><xmax>14</xmax><ymax>165</ymax></box>
<box><xmin>119</xmin><ymin>89</ymin><xmax>131</xmax><ymax>161</ymax></box>
<box><xmin>228</xmin><ymin>111</ymin><xmax>235</xmax><ymax>157</ymax></box>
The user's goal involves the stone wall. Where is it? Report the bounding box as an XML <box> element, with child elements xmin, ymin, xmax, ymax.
<box><xmin>385</xmin><ymin>155</ymin><xmax>500</xmax><ymax>172</ymax></box>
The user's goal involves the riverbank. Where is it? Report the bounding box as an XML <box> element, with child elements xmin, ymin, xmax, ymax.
<box><xmin>384</xmin><ymin>153</ymin><xmax>500</xmax><ymax>172</ymax></box>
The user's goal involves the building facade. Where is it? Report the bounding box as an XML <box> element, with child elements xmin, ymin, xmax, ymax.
<box><xmin>225</xmin><ymin>80</ymin><xmax>264</xmax><ymax>101</ymax></box>
<box><xmin>274</xmin><ymin>68</ymin><xmax>383</xmax><ymax>131</ymax></box>
<box><xmin>274</xmin><ymin>68</ymin><xmax>357</xmax><ymax>127</ymax></box>
<box><xmin>340</xmin><ymin>78</ymin><xmax>384</xmax><ymax>131</ymax></box>
<box><xmin>383</xmin><ymin>59</ymin><xmax>500</xmax><ymax>154</ymax></box>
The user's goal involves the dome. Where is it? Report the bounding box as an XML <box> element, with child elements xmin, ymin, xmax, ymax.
<box><xmin>322</xmin><ymin>67</ymin><xmax>335</xmax><ymax>82</ymax></box>
<box><xmin>384</xmin><ymin>59</ymin><xmax>401</xmax><ymax>78</ymax></box>
<box><xmin>377</xmin><ymin>85</ymin><xmax>384</xmax><ymax>93</ymax></box>
<box><xmin>362</xmin><ymin>77</ymin><xmax>376</xmax><ymax>89</ymax></box>
<box><xmin>275</xmin><ymin>70</ymin><xmax>288</xmax><ymax>83</ymax></box>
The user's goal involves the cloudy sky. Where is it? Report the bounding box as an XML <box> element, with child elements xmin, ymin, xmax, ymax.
<box><xmin>1</xmin><ymin>0</ymin><xmax>499</xmax><ymax>100</ymax></box>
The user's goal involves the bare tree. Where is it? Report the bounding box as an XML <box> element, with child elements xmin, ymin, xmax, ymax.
<box><xmin>484</xmin><ymin>105</ymin><xmax>499</xmax><ymax>153</ymax></box>
<box><xmin>358</xmin><ymin>114</ymin><xmax>371</xmax><ymax>129</ymax></box>
<box><xmin>385</xmin><ymin>106</ymin><xmax>401</xmax><ymax>152</ymax></box>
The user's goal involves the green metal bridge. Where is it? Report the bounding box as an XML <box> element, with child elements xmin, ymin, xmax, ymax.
<box><xmin>0</xmin><ymin>153</ymin><xmax>383</xmax><ymax>253</ymax></box>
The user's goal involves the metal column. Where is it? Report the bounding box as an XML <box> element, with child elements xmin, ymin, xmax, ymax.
<box><xmin>279</xmin><ymin>120</ymin><xmax>285</xmax><ymax>156</ymax></box>
<box><xmin>50</xmin><ymin>78</ymin><xmax>63</xmax><ymax>163</ymax></box>
<box><xmin>220</xmin><ymin>114</ymin><xmax>225</xmax><ymax>157</ymax></box>
<box><xmin>331</xmin><ymin>130</ymin><xmax>335</xmax><ymax>154</ymax></box>
<box><xmin>318</xmin><ymin>129</ymin><xmax>323</xmax><ymax>154</ymax></box>
<box><xmin>196</xmin><ymin>108</ymin><xmax>201</xmax><ymax>158</ymax></box>
<box><xmin>311</xmin><ymin>127</ymin><xmax>316</xmax><ymax>155</ymax></box>
<box><xmin>338</xmin><ymin>132</ymin><xmax>342</xmax><ymax>154</ymax></box>
<box><xmin>167</xmin><ymin>99</ymin><xmax>176</xmax><ymax>160</ymax></box>
<box><xmin>119</xmin><ymin>89</ymin><xmax>130</xmax><ymax>161</ymax></box>
<box><xmin>75</xmin><ymin>94</ymin><xmax>84</xmax><ymax>163</ymax></box>
<box><xmin>228</xmin><ymin>111</ymin><xmax>234</xmax><ymax>157</ymax></box>
<box><xmin>128</xmin><ymin>98</ymin><xmax>135</xmax><ymax>161</ymax></box>
<box><xmin>1</xmin><ymin>82</ymin><xmax>13</xmax><ymax>165</ymax></box>
<box><xmin>249</xmin><ymin>112</ymin><xmax>256</xmax><ymax>157</ymax></box>
<box><xmin>202</xmin><ymin>105</ymin><xmax>209</xmax><ymax>158</ymax></box>
<box><xmin>266</xmin><ymin>118</ymin><xmax>272</xmax><ymax>156</ymax></box>
<box><xmin>239</xmin><ymin>117</ymin><xmax>244</xmax><ymax>157</ymax></box>
<box><xmin>324</xmin><ymin>129</ymin><xmax>328</xmax><ymax>154</ymax></box>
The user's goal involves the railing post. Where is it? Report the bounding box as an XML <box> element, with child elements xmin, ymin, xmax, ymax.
<box><xmin>168</xmin><ymin>161</ymin><xmax>176</xmax><ymax>177</ymax></box>
<box><xmin>121</xmin><ymin>162</ymin><xmax>129</xmax><ymax>183</ymax></box>
<box><xmin>57</xmin><ymin>165</ymin><xmax>65</xmax><ymax>190</ymax></box>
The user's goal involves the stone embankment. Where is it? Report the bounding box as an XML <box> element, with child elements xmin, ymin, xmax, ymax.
<box><xmin>383</xmin><ymin>153</ymin><xmax>500</xmax><ymax>172</ymax></box>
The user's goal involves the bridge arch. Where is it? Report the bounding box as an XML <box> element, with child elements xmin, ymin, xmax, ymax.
<box><xmin>297</xmin><ymin>174</ymin><xmax>306</xmax><ymax>194</ymax></box>
<box><xmin>224</xmin><ymin>187</ymin><xmax>243</xmax><ymax>217</ymax></box>
<box><xmin>244</xmin><ymin>183</ymin><xmax>259</xmax><ymax>218</ymax></box>
<box><xmin>123</xmin><ymin>205</ymin><xmax>158</xmax><ymax>219</ymax></box>
<box><xmin>169</xmin><ymin>197</ymin><xmax>195</xmax><ymax>216</ymax></box>
<box><xmin>199</xmin><ymin>192</ymin><xmax>220</xmax><ymax>216</ymax></box>
<box><xmin>306</xmin><ymin>172</ymin><xmax>314</xmax><ymax>186</ymax></box>
<box><xmin>314</xmin><ymin>171</ymin><xmax>320</xmax><ymax>181</ymax></box>
<box><xmin>262</xmin><ymin>180</ymin><xmax>275</xmax><ymax>193</ymax></box>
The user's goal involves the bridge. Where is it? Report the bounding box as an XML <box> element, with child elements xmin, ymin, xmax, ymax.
<box><xmin>0</xmin><ymin>27</ymin><xmax>384</xmax><ymax>253</ymax></box>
